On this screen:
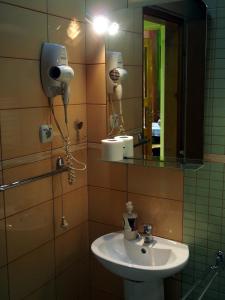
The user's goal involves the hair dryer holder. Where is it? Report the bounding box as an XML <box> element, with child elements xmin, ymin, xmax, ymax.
<box><xmin>40</xmin><ymin>42</ymin><xmax>74</xmax><ymax>122</ymax></box>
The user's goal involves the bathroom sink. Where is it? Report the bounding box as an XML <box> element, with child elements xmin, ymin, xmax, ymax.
<box><xmin>91</xmin><ymin>232</ymin><xmax>189</xmax><ymax>282</ymax></box>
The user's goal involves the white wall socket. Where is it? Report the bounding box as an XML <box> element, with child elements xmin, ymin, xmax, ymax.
<box><xmin>39</xmin><ymin>125</ymin><xmax>53</xmax><ymax>144</ymax></box>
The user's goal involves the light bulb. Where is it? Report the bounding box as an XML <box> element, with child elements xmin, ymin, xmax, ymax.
<box><xmin>93</xmin><ymin>15</ymin><xmax>109</xmax><ymax>34</ymax></box>
<box><xmin>108</xmin><ymin>22</ymin><xmax>119</xmax><ymax>36</ymax></box>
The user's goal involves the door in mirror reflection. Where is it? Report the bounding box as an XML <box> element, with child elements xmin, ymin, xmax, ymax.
<box><xmin>143</xmin><ymin>8</ymin><xmax>183</xmax><ymax>161</ymax></box>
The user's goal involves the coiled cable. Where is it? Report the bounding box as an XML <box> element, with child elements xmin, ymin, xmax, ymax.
<box><xmin>49</xmin><ymin>99</ymin><xmax>86</xmax><ymax>185</ymax></box>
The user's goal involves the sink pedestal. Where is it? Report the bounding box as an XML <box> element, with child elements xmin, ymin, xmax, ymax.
<box><xmin>124</xmin><ymin>279</ymin><xmax>164</xmax><ymax>300</ymax></box>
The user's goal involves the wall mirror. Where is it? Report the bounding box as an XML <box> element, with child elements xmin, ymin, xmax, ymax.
<box><xmin>105</xmin><ymin>0</ymin><xmax>207</xmax><ymax>167</ymax></box>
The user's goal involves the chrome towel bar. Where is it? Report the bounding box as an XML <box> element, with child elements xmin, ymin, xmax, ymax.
<box><xmin>0</xmin><ymin>157</ymin><xmax>68</xmax><ymax>192</ymax></box>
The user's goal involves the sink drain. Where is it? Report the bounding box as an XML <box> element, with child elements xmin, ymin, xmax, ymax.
<box><xmin>141</xmin><ymin>248</ymin><xmax>147</xmax><ymax>254</ymax></box>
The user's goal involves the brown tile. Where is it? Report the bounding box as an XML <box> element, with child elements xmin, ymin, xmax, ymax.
<box><xmin>87</xmin><ymin>104</ymin><xmax>107</xmax><ymax>142</ymax></box>
<box><xmin>86</xmin><ymin>24</ymin><xmax>105</xmax><ymax>64</ymax></box>
<box><xmin>0</xmin><ymin>173</ymin><xmax>4</xmax><ymax>220</ymax></box>
<box><xmin>88</xmin><ymin>186</ymin><xmax>126</xmax><ymax>227</ymax></box>
<box><xmin>123</xmin><ymin>66</ymin><xmax>142</xmax><ymax>99</ymax></box>
<box><xmin>128</xmin><ymin>193</ymin><xmax>183</xmax><ymax>241</ymax></box>
<box><xmin>91</xmin><ymin>289</ymin><xmax>123</xmax><ymax>300</ymax></box>
<box><xmin>55</xmin><ymin>222</ymin><xmax>89</xmax><ymax>274</ymax></box>
<box><xmin>89</xmin><ymin>221</ymin><xmax>120</xmax><ymax>245</ymax></box>
<box><xmin>0</xmin><ymin>3</ymin><xmax>47</xmax><ymax>59</ymax></box>
<box><xmin>54</xmin><ymin>64</ymin><xmax>86</xmax><ymax>106</ymax></box>
<box><xmin>23</xmin><ymin>280</ymin><xmax>55</xmax><ymax>300</ymax></box>
<box><xmin>51</xmin><ymin>104</ymin><xmax>87</xmax><ymax>149</ymax></box>
<box><xmin>1</xmin><ymin>108</ymin><xmax>51</xmax><ymax>160</ymax></box>
<box><xmin>0</xmin><ymin>266</ymin><xmax>9</xmax><ymax>300</ymax></box>
<box><xmin>86</xmin><ymin>0</ymin><xmax>127</xmax><ymax>15</ymax></box>
<box><xmin>48</xmin><ymin>0</ymin><xmax>85</xmax><ymax>21</ymax></box>
<box><xmin>0</xmin><ymin>58</ymin><xmax>47</xmax><ymax>109</ymax></box>
<box><xmin>91</xmin><ymin>257</ymin><xmax>123</xmax><ymax>298</ymax></box>
<box><xmin>52</xmin><ymin>148</ymin><xmax>87</xmax><ymax>197</ymax></box>
<box><xmin>88</xmin><ymin>147</ymin><xmax>127</xmax><ymax>190</ymax></box>
<box><xmin>107</xmin><ymin>31</ymin><xmax>142</xmax><ymax>66</ymax></box>
<box><xmin>87</xmin><ymin>64</ymin><xmax>106</xmax><ymax>104</ymax></box>
<box><xmin>56</xmin><ymin>258</ymin><xmax>90</xmax><ymax>300</ymax></box>
<box><xmin>54</xmin><ymin>187</ymin><xmax>88</xmax><ymax>236</ymax></box>
<box><xmin>2</xmin><ymin>0</ymin><xmax>47</xmax><ymax>11</ymax></box>
<box><xmin>110</xmin><ymin>7</ymin><xmax>142</xmax><ymax>33</ymax></box>
<box><xmin>8</xmin><ymin>242</ymin><xmax>55</xmax><ymax>300</ymax></box>
<box><xmin>165</xmin><ymin>278</ymin><xmax>181</xmax><ymax>300</ymax></box>
<box><xmin>128</xmin><ymin>165</ymin><xmax>183</xmax><ymax>201</ymax></box>
<box><xmin>0</xmin><ymin>220</ymin><xmax>7</xmax><ymax>268</ymax></box>
<box><xmin>6</xmin><ymin>201</ymin><xmax>54</xmax><ymax>262</ymax></box>
<box><xmin>48</xmin><ymin>16</ymin><xmax>85</xmax><ymax>64</ymax></box>
<box><xmin>4</xmin><ymin>159</ymin><xmax>53</xmax><ymax>216</ymax></box>
<box><xmin>112</xmin><ymin>98</ymin><xmax>142</xmax><ymax>131</ymax></box>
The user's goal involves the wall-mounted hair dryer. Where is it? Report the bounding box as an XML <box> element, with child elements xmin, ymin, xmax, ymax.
<box><xmin>106</xmin><ymin>51</ymin><xmax>128</xmax><ymax>96</ymax></box>
<box><xmin>40</xmin><ymin>42</ymin><xmax>74</xmax><ymax>123</ymax></box>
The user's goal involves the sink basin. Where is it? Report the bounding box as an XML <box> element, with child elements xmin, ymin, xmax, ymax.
<box><xmin>91</xmin><ymin>232</ymin><xmax>189</xmax><ymax>300</ymax></box>
<box><xmin>91</xmin><ymin>232</ymin><xmax>189</xmax><ymax>281</ymax></box>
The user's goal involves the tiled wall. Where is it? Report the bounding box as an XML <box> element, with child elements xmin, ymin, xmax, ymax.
<box><xmin>182</xmin><ymin>0</ymin><xmax>225</xmax><ymax>299</ymax></box>
<box><xmin>86</xmin><ymin>1</ymin><xmax>184</xmax><ymax>299</ymax></box>
<box><xmin>0</xmin><ymin>1</ymin><xmax>88</xmax><ymax>299</ymax></box>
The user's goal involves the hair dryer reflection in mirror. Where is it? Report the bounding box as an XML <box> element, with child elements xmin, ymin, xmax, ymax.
<box><xmin>106</xmin><ymin>51</ymin><xmax>128</xmax><ymax>137</ymax></box>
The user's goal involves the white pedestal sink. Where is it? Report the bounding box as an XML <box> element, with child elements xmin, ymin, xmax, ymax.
<box><xmin>91</xmin><ymin>232</ymin><xmax>189</xmax><ymax>300</ymax></box>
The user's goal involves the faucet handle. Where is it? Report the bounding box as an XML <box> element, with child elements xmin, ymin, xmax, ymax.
<box><xmin>143</xmin><ymin>224</ymin><xmax>152</xmax><ymax>235</ymax></box>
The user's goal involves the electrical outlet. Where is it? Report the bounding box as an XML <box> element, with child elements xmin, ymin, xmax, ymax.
<box><xmin>39</xmin><ymin>125</ymin><xmax>53</xmax><ymax>144</ymax></box>
<box><xmin>110</xmin><ymin>113</ymin><xmax>120</xmax><ymax>130</ymax></box>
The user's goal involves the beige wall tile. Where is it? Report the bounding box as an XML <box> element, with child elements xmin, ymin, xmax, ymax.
<box><xmin>86</xmin><ymin>24</ymin><xmax>105</xmax><ymax>64</ymax></box>
<box><xmin>128</xmin><ymin>193</ymin><xmax>183</xmax><ymax>241</ymax></box>
<box><xmin>0</xmin><ymin>3</ymin><xmax>47</xmax><ymax>59</ymax></box>
<box><xmin>54</xmin><ymin>187</ymin><xmax>88</xmax><ymax>236</ymax></box>
<box><xmin>88</xmin><ymin>186</ymin><xmax>126</xmax><ymax>227</ymax></box>
<box><xmin>89</xmin><ymin>221</ymin><xmax>120</xmax><ymax>244</ymax></box>
<box><xmin>6</xmin><ymin>201</ymin><xmax>54</xmax><ymax>262</ymax></box>
<box><xmin>56</xmin><ymin>258</ymin><xmax>90</xmax><ymax>300</ymax></box>
<box><xmin>0</xmin><ymin>58</ymin><xmax>47</xmax><ymax>109</ymax></box>
<box><xmin>48</xmin><ymin>0</ymin><xmax>85</xmax><ymax>21</ymax></box>
<box><xmin>0</xmin><ymin>220</ymin><xmax>7</xmax><ymax>268</ymax></box>
<box><xmin>4</xmin><ymin>159</ymin><xmax>53</xmax><ymax>216</ymax></box>
<box><xmin>87</xmin><ymin>104</ymin><xmax>107</xmax><ymax>142</ymax></box>
<box><xmin>1</xmin><ymin>108</ymin><xmax>51</xmax><ymax>160</ymax></box>
<box><xmin>91</xmin><ymin>257</ymin><xmax>123</xmax><ymax>298</ymax></box>
<box><xmin>52</xmin><ymin>148</ymin><xmax>87</xmax><ymax>197</ymax></box>
<box><xmin>0</xmin><ymin>266</ymin><xmax>9</xmax><ymax>300</ymax></box>
<box><xmin>86</xmin><ymin>0</ymin><xmax>127</xmax><ymax>15</ymax></box>
<box><xmin>52</xmin><ymin>104</ymin><xmax>87</xmax><ymax>149</ymax></box>
<box><xmin>88</xmin><ymin>148</ymin><xmax>127</xmax><ymax>190</ymax></box>
<box><xmin>54</xmin><ymin>64</ymin><xmax>86</xmax><ymax>106</ymax></box>
<box><xmin>48</xmin><ymin>16</ymin><xmax>85</xmax><ymax>64</ymax></box>
<box><xmin>8</xmin><ymin>242</ymin><xmax>55</xmax><ymax>300</ymax></box>
<box><xmin>128</xmin><ymin>165</ymin><xmax>183</xmax><ymax>201</ymax></box>
<box><xmin>87</xmin><ymin>64</ymin><xmax>106</xmax><ymax>104</ymax></box>
<box><xmin>2</xmin><ymin>0</ymin><xmax>47</xmax><ymax>12</ymax></box>
<box><xmin>55</xmin><ymin>222</ymin><xmax>88</xmax><ymax>274</ymax></box>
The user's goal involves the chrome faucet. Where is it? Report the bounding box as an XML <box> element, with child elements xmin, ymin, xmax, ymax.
<box><xmin>143</xmin><ymin>224</ymin><xmax>154</xmax><ymax>244</ymax></box>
